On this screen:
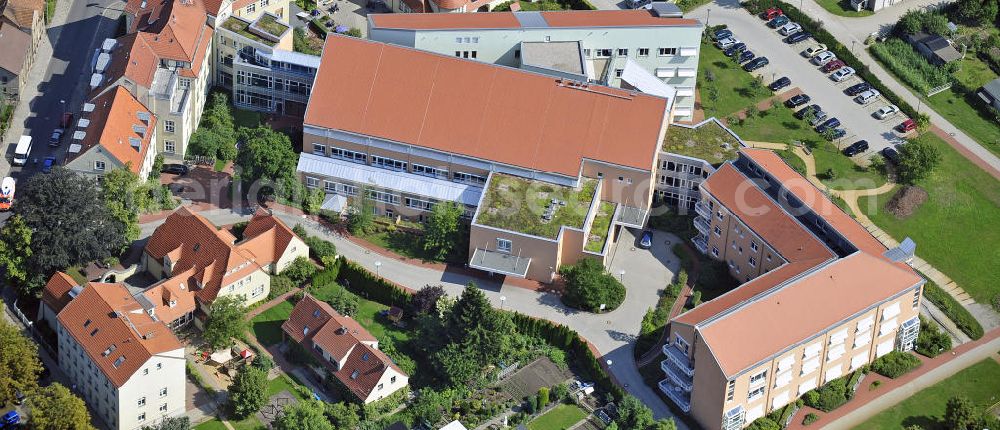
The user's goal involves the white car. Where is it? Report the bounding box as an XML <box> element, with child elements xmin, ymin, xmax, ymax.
<box><xmin>778</xmin><ymin>22</ymin><xmax>801</xmax><ymax>36</ymax></box>
<box><xmin>874</xmin><ymin>105</ymin><xmax>900</xmax><ymax>119</ymax></box>
<box><xmin>811</xmin><ymin>51</ymin><xmax>836</xmax><ymax>66</ymax></box>
<box><xmin>831</xmin><ymin>67</ymin><xmax>856</xmax><ymax>82</ymax></box>
<box><xmin>855</xmin><ymin>89</ymin><xmax>881</xmax><ymax>105</ymax></box>
<box><xmin>804</xmin><ymin>44</ymin><xmax>827</xmax><ymax>57</ymax></box>
<box><xmin>715</xmin><ymin>37</ymin><xmax>740</xmax><ymax>49</ymax></box>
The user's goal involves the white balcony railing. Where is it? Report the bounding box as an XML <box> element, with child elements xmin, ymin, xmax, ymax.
<box><xmin>694</xmin><ymin>201</ymin><xmax>711</xmax><ymax>219</ymax></box>
<box><xmin>662</xmin><ymin>343</ymin><xmax>695</xmax><ymax>377</ymax></box>
<box><xmin>661</xmin><ymin>359</ymin><xmax>694</xmax><ymax>391</ymax></box>
<box><xmin>692</xmin><ymin>235</ymin><xmax>709</xmax><ymax>255</ymax></box>
<box><xmin>693</xmin><ymin>215</ymin><xmax>711</xmax><ymax>235</ymax></box>
<box><xmin>658</xmin><ymin>379</ymin><xmax>692</xmax><ymax>413</ymax></box>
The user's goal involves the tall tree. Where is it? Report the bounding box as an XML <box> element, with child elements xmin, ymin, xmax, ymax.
<box><xmin>101</xmin><ymin>167</ymin><xmax>143</xmax><ymax>243</ymax></box>
<box><xmin>0</xmin><ymin>319</ymin><xmax>41</xmax><ymax>405</ymax></box>
<box><xmin>26</xmin><ymin>383</ymin><xmax>93</xmax><ymax>430</ymax></box>
<box><xmin>956</xmin><ymin>0</ymin><xmax>999</xmax><ymax>26</ymax></box>
<box><xmin>411</xmin><ymin>284</ymin><xmax>446</xmax><ymax>314</ymax></box>
<box><xmin>272</xmin><ymin>399</ymin><xmax>333</xmax><ymax>430</ymax></box>
<box><xmin>346</xmin><ymin>186</ymin><xmax>375</xmax><ymax>235</ymax></box>
<box><xmin>141</xmin><ymin>417</ymin><xmax>190</xmax><ymax>430</ymax></box>
<box><xmin>324</xmin><ymin>401</ymin><xmax>361</xmax><ymax>430</ymax></box>
<box><xmin>945</xmin><ymin>396</ymin><xmax>978</xmax><ymax>430</ymax></box>
<box><xmin>235</xmin><ymin>126</ymin><xmax>297</xmax><ymax>185</ymax></box>
<box><xmin>897</xmin><ymin>137</ymin><xmax>941</xmax><ymax>184</ymax></box>
<box><xmin>422</xmin><ymin>201</ymin><xmax>463</xmax><ymax>260</ymax></box>
<box><xmin>14</xmin><ymin>168</ymin><xmax>127</xmax><ymax>280</ymax></box>
<box><xmin>616</xmin><ymin>395</ymin><xmax>655</xmax><ymax>430</ymax></box>
<box><xmin>0</xmin><ymin>214</ymin><xmax>33</xmax><ymax>287</ymax></box>
<box><xmin>229</xmin><ymin>366</ymin><xmax>268</xmax><ymax>419</ymax></box>
<box><xmin>202</xmin><ymin>295</ymin><xmax>248</xmax><ymax>350</ymax></box>
<box><xmin>559</xmin><ymin>258</ymin><xmax>626</xmax><ymax>312</ymax></box>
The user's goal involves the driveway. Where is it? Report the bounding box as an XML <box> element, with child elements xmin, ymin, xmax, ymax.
<box><xmin>689</xmin><ymin>0</ymin><xmax>906</xmax><ymax>157</ymax></box>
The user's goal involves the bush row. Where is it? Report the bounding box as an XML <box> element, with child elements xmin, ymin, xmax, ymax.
<box><xmin>337</xmin><ymin>260</ymin><xmax>413</xmax><ymax>309</ymax></box>
<box><xmin>922</xmin><ymin>280</ymin><xmax>984</xmax><ymax>340</ymax></box>
<box><xmin>869</xmin><ymin>38</ymin><xmax>952</xmax><ymax>93</ymax></box>
<box><xmin>743</xmin><ymin>0</ymin><xmax>925</xmax><ymax>122</ymax></box>
<box><xmin>870</xmin><ymin>350</ymin><xmax>921</xmax><ymax>378</ymax></box>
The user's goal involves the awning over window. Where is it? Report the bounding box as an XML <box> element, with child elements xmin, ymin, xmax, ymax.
<box><xmin>469</xmin><ymin>248</ymin><xmax>531</xmax><ymax>278</ymax></box>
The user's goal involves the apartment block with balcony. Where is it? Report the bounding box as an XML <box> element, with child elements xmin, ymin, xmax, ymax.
<box><xmin>654</xmin><ymin>117</ymin><xmax>744</xmax><ymax>212</ymax></box>
<box><xmin>366</xmin><ymin>9</ymin><xmax>703</xmax><ymax>121</ymax></box>
<box><xmin>660</xmin><ymin>148</ymin><xmax>923</xmax><ymax>429</ymax></box>
<box><xmin>297</xmin><ymin>36</ymin><xmax>670</xmax><ymax>283</ymax></box>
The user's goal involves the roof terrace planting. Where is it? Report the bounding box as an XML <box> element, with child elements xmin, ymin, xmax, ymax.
<box><xmin>585</xmin><ymin>201</ymin><xmax>616</xmax><ymax>253</ymax></box>
<box><xmin>222</xmin><ymin>17</ymin><xmax>277</xmax><ymax>46</ymax></box>
<box><xmin>662</xmin><ymin>119</ymin><xmax>740</xmax><ymax>165</ymax></box>
<box><xmin>475</xmin><ymin>174</ymin><xmax>598</xmax><ymax>239</ymax></box>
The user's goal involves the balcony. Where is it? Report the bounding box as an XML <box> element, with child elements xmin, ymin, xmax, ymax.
<box><xmin>692</xmin><ymin>234</ymin><xmax>709</xmax><ymax>255</ymax></box>
<box><xmin>662</xmin><ymin>343</ymin><xmax>695</xmax><ymax>377</ymax></box>
<box><xmin>661</xmin><ymin>359</ymin><xmax>693</xmax><ymax>391</ymax></box>
<box><xmin>694</xmin><ymin>200</ymin><xmax>711</xmax><ymax>219</ymax></box>
<box><xmin>693</xmin><ymin>215</ymin><xmax>711</xmax><ymax>235</ymax></box>
<box><xmin>658</xmin><ymin>379</ymin><xmax>692</xmax><ymax>413</ymax></box>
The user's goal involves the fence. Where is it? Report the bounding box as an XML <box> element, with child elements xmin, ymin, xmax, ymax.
<box><xmin>927</xmin><ymin>83</ymin><xmax>953</xmax><ymax>97</ymax></box>
<box><xmin>496</xmin><ymin>361</ymin><xmax>520</xmax><ymax>382</ymax></box>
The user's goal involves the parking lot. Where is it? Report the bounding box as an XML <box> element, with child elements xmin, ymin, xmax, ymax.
<box><xmin>689</xmin><ymin>1</ymin><xmax>911</xmax><ymax>159</ymax></box>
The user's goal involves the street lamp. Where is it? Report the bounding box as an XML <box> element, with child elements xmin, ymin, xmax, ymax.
<box><xmin>374</xmin><ymin>261</ymin><xmax>382</xmax><ymax>277</ymax></box>
<box><xmin>618</xmin><ymin>270</ymin><xmax>625</xmax><ymax>283</ymax></box>
<box><xmin>499</xmin><ymin>295</ymin><xmax>506</xmax><ymax>310</ymax></box>
<box><xmin>706</xmin><ymin>8</ymin><xmax>711</xmax><ymax>27</ymax></box>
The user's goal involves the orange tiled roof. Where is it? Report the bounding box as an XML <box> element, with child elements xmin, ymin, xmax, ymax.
<box><xmin>333</xmin><ymin>342</ymin><xmax>400</xmax><ymax>400</ymax></box>
<box><xmin>41</xmin><ymin>272</ymin><xmax>81</xmax><ymax>316</ymax></box>
<box><xmin>304</xmin><ymin>36</ymin><xmax>668</xmax><ymax>178</ymax></box>
<box><xmin>368</xmin><ymin>9</ymin><xmax>700</xmax><ymax>30</ymax></box>
<box><xmin>238</xmin><ymin>210</ymin><xmax>297</xmax><ymax>264</ymax></box>
<box><xmin>70</xmin><ymin>86</ymin><xmax>157</xmax><ymax>174</ymax></box>
<box><xmin>140</xmin><ymin>269</ymin><xmax>198</xmax><ymax>325</ymax></box>
<box><xmin>56</xmin><ymin>282</ymin><xmax>182</xmax><ymax>387</ymax></box>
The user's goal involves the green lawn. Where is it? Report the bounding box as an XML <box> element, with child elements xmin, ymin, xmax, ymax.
<box><xmin>228</xmin><ymin>374</ymin><xmax>312</xmax><ymax>430</ymax></box>
<box><xmin>193</xmin><ymin>420</ymin><xmax>227</xmax><ymax>430</ymax></box>
<box><xmin>233</xmin><ymin>108</ymin><xmax>263</xmax><ymax>128</ymax></box>
<box><xmin>250</xmin><ymin>300</ymin><xmax>294</xmax><ymax>347</ymax></box>
<box><xmin>813</xmin><ymin>0</ymin><xmax>873</xmax><ymax>17</ymax></box>
<box><xmin>854</xmin><ymin>359</ymin><xmax>1000</xmax><ymax>429</ymax></box>
<box><xmin>528</xmin><ymin>404</ymin><xmax>588</xmax><ymax>430</ymax></box>
<box><xmin>697</xmin><ymin>40</ymin><xmax>771</xmax><ymax>118</ymax></box>
<box><xmin>727</xmin><ymin>105</ymin><xmax>887</xmax><ymax>190</ymax></box>
<box><xmin>858</xmin><ymin>132</ymin><xmax>1000</xmax><ymax>304</ymax></box>
<box><xmin>924</xmin><ymin>56</ymin><xmax>1000</xmax><ymax>158</ymax></box>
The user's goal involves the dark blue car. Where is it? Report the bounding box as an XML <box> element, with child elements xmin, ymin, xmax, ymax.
<box><xmin>815</xmin><ymin>117</ymin><xmax>841</xmax><ymax>133</ymax></box>
<box><xmin>738</xmin><ymin>50</ymin><xmax>756</xmax><ymax>63</ymax></box>
<box><xmin>1</xmin><ymin>411</ymin><xmax>20</xmax><ymax>428</ymax></box>
<box><xmin>41</xmin><ymin>156</ymin><xmax>56</xmax><ymax>173</ymax></box>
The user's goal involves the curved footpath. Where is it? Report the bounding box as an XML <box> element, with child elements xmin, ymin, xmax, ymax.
<box><xmin>140</xmin><ymin>209</ymin><xmax>690</xmax><ymax>427</ymax></box>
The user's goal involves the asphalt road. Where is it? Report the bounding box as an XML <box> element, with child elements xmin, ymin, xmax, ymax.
<box><xmin>688</xmin><ymin>0</ymin><xmax>908</xmax><ymax>159</ymax></box>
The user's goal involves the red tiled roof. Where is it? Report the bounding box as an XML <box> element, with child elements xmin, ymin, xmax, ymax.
<box><xmin>1</xmin><ymin>0</ymin><xmax>43</xmax><ymax>29</ymax></box>
<box><xmin>333</xmin><ymin>342</ymin><xmax>400</xmax><ymax>400</ymax></box>
<box><xmin>141</xmin><ymin>270</ymin><xmax>197</xmax><ymax>325</ymax></box>
<box><xmin>56</xmin><ymin>282</ymin><xmax>182</xmax><ymax>387</ymax></box>
<box><xmin>238</xmin><ymin>210</ymin><xmax>297</xmax><ymax>264</ymax></box>
<box><xmin>41</xmin><ymin>272</ymin><xmax>81</xmax><ymax>316</ymax></box>
<box><xmin>368</xmin><ymin>9</ymin><xmax>700</xmax><ymax>30</ymax></box>
<box><xmin>70</xmin><ymin>86</ymin><xmax>157</xmax><ymax>174</ymax></box>
<box><xmin>304</xmin><ymin>36</ymin><xmax>668</xmax><ymax>178</ymax></box>
<box><xmin>281</xmin><ymin>295</ymin><xmax>337</xmax><ymax>344</ymax></box>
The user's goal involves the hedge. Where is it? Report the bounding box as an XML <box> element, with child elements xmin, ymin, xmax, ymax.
<box><xmin>337</xmin><ymin>260</ymin><xmax>412</xmax><ymax>309</ymax></box>
<box><xmin>871</xmin><ymin>350</ymin><xmax>921</xmax><ymax>378</ymax></box>
<box><xmin>922</xmin><ymin>280</ymin><xmax>984</xmax><ymax>340</ymax></box>
<box><xmin>743</xmin><ymin>0</ymin><xmax>925</xmax><ymax>122</ymax></box>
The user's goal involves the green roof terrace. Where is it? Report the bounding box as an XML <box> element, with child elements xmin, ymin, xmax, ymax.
<box><xmin>222</xmin><ymin>14</ymin><xmax>288</xmax><ymax>46</ymax></box>
<box><xmin>662</xmin><ymin>119</ymin><xmax>742</xmax><ymax>165</ymax></box>
<box><xmin>475</xmin><ymin>174</ymin><xmax>599</xmax><ymax>240</ymax></box>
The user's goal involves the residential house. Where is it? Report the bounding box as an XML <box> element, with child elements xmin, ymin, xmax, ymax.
<box><xmin>366</xmin><ymin>9</ymin><xmax>703</xmax><ymax>120</ymax></box>
<box><xmin>0</xmin><ymin>21</ymin><xmax>32</xmax><ymax>100</ymax></box>
<box><xmin>661</xmin><ymin>149</ymin><xmax>923</xmax><ymax>429</ymax></box>
<box><xmin>65</xmin><ymin>86</ymin><xmax>160</xmax><ymax>180</ymax></box>
<box><xmin>904</xmin><ymin>32</ymin><xmax>963</xmax><ymax>65</ymax></box>
<box><xmin>297</xmin><ymin>36</ymin><xmax>672</xmax><ymax>282</ymax></box>
<box><xmin>281</xmin><ymin>295</ymin><xmax>410</xmax><ymax>404</ymax></box>
<box><xmin>977</xmin><ymin>77</ymin><xmax>1000</xmax><ymax>110</ymax></box>
<box><xmin>44</xmin><ymin>275</ymin><xmax>186</xmax><ymax>430</ymax></box>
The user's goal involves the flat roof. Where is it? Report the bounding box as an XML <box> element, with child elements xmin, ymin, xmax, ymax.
<box><xmin>475</xmin><ymin>174</ymin><xmax>597</xmax><ymax>239</ymax></box>
<box><xmin>304</xmin><ymin>36</ymin><xmax>668</xmax><ymax>178</ymax></box>
<box><xmin>368</xmin><ymin>9</ymin><xmax>701</xmax><ymax>31</ymax></box>
<box><xmin>520</xmin><ymin>41</ymin><xmax>584</xmax><ymax>76</ymax></box>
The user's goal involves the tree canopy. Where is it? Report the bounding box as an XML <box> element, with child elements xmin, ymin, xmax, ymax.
<box><xmin>897</xmin><ymin>136</ymin><xmax>941</xmax><ymax>184</ymax></box>
<box><xmin>411</xmin><ymin>284</ymin><xmax>446</xmax><ymax>314</ymax></box>
<box><xmin>345</xmin><ymin>187</ymin><xmax>375</xmax><ymax>235</ymax></box>
<box><xmin>101</xmin><ymin>167</ymin><xmax>144</xmax><ymax>243</ymax></box>
<box><xmin>272</xmin><ymin>399</ymin><xmax>333</xmax><ymax>430</ymax></box>
<box><xmin>141</xmin><ymin>417</ymin><xmax>190</xmax><ymax>430</ymax></box>
<box><xmin>0</xmin><ymin>214</ymin><xmax>33</xmax><ymax>288</ymax></box>
<box><xmin>422</xmin><ymin>201</ymin><xmax>463</xmax><ymax>260</ymax></box>
<box><xmin>945</xmin><ymin>396</ymin><xmax>978</xmax><ymax>430</ymax></box>
<box><xmin>14</xmin><ymin>168</ymin><xmax>127</xmax><ymax>283</ymax></box>
<box><xmin>203</xmin><ymin>295</ymin><xmax>248</xmax><ymax>350</ymax></box>
<box><xmin>26</xmin><ymin>383</ymin><xmax>93</xmax><ymax>430</ymax></box>
<box><xmin>0</xmin><ymin>318</ymin><xmax>41</xmax><ymax>405</ymax></box>
<box><xmin>189</xmin><ymin>92</ymin><xmax>238</xmax><ymax>161</ymax></box>
<box><xmin>324</xmin><ymin>401</ymin><xmax>361</xmax><ymax>430</ymax></box>
<box><xmin>236</xmin><ymin>126</ymin><xmax>297</xmax><ymax>185</ymax></box>
<box><xmin>559</xmin><ymin>258</ymin><xmax>626</xmax><ymax>312</ymax></box>
<box><xmin>955</xmin><ymin>0</ymin><xmax>998</xmax><ymax>26</ymax></box>
<box><xmin>230</xmin><ymin>365</ymin><xmax>268</xmax><ymax>419</ymax></box>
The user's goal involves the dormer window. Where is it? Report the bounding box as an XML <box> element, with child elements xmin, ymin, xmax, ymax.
<box><xmin>350</xmin><ymin>370</ymin><xmax>360</xmax><ymax>380</ymax></box>
<box><xmin>303</xmin><ymin>327</ymin><xmax>309</xmax><ymax>336</ymax></box>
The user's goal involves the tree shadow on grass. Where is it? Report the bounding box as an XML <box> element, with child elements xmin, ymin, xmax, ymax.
<box><xmin>713</xmin><ymin>60</ymin><xmax>731</xmax><ymax>69</ymax></box>
<box><xmin>901</xmin><ymin>415</ymin><xmax>940</xmax><ymax>430</ymax></box>
<box><xmin>781</xmin><ymin>121</ymin><xmax>803</xmax><ymax>130</ymax></box>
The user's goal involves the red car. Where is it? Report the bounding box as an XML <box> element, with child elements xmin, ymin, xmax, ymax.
<box><xmin>821</xmin><ymin>59</ymin><xmax>846</xmax><ymax>73</ymax></box>
<box><xmin>763</xmin><ymin>7</ymin><xmax>783</xmax><ymax>20</ymax></box>
<box><xmin>60</xmin><ymin>112</ymin><xmax>74</xmax><ymax>128</ymax></box>
<box><xmin>897</xmin><ymin>119</ymin><xmax>917</xmax><ymax>133</ymax></box>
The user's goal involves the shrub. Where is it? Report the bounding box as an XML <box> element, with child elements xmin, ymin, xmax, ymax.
<box><xmin>268</xmin><ymin>275</ymin><xmax>295</xmax><ymax>300</ymax></box>
<box><xmin>915</xmin><ymin>315</ymin><xmax>952</xmax><ymax>357</ymax></box>
<box><xmin>338</xmin><ymin>260</ymin><xmax>412</xmax><ymax>308</ymax></box>
<box><xmin>871</xmin><ymin>351</ymin><xmax>921</xmax><ymax>378</ymax></box>
<box><xmin>870</xmin><ymin>38</ymin><xmax>952</xmax><ymax>94</ymax></box>
<box><xmin>280</xmin><ymin>256</ymin><xmax>317</xmax><ymax>286</ymax></box>
<box><xmin>803</xmin><ymin>377</ymin><xmax>850</xmax><ymax>412</ymax></box>
<box><xmin>552</xmin><ymin>383</ymin><xmax>568</xmax><ymax>402</ymax></box>
<box><xmin>747</xmin><ymin>417</ymin><xmax>781</xmax><ymax>430</ymax></box>
<box><xmin>538</xmin><ymin>387</ymin><xmax>550</xmax><ymax>409</ymax></box>
<box><xmin>803</xmin><ymin>413</ymin><xmax>819</xmax><ymax>425</ymax></box>
<box><xmin>922</xmin><ymin>281</ymin><xmax>983</xmax><ymax>339</ymax></box>
<box><xmin>251</xmin><ymin>354</ymin><xmax>275</xmax><ymax>372</ymax></box>
<box><xmin>559</xmin><ymin>258</ymin><xmax>626</xmax><ymax>312</ymax></box>
<box><xmin>870</xmin><ymin>380</ymin><xmax>882</xmax><ymax>390</ymax></box>
<box><xmin>304</xmin><ymin>235</ymin><xmax>337</xmax><ymax>262</ymax></box>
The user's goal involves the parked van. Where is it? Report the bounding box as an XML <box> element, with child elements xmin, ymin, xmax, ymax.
<box><xmin>13</xmin><ymin>135</ymin><xmax>31</xmax><ymax>166</ymax></box>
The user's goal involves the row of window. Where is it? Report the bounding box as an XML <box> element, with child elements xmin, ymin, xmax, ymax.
<box><xmin>658</xmin><ymin>175</ymin><xmax>698</xmax><ymax>190</ymax></box>
<box><xmin>660</xmin><ymin>160</ymin><xmax>706</xmax><ymax>177</ymax></box>
<box><xmin>586</xmin><ymin>47</ymin><xmax>689</xmax><ymax>58</ymax></box>
<box><xmin>313</xmin><ymin>144</ymin><xmax>489</xmax><ymax>186</ymax></box>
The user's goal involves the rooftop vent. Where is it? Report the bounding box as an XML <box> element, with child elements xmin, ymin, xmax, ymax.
<box><xmin>313</xmin><ymin>309</ymin><xmax>321</xmax><ymax>318</ymax></box>
<box><xmin>350</xmin><ymin>370</ymin><xmax>360</xmax><ymax>380</ymax></box>
<box><xmin>139</xmin><ymin>0</ymin><xmax>146</xmax><ymax>8</ymax></box>
<box><xmin>68</xmin><ymin>285</ymin><xmax>84</xmax><ymax>298</ymax></box>
<box><xmin>168</xmin><ymin>299</ymin><xmax>177</xmax><ymax>307</ymax></box>
<box><xmin>144</xmin><ymin>332</ymin><xmax>154</xmax><ymax>339</ymax></box>
<box><xmin>84</xmin><ymin>318</ymin><xmax>92</xmax><ymax>327</ymax></box>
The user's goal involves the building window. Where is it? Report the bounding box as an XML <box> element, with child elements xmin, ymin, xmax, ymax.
<box><xmin>716</xmin><ymin>210</ymin><xmax>724</xmax><ymax>221</ymax></box>
<box><xmin>658</xmin><ymin>47</ymin><xmax>678</xmax><ymax>56</ymax></box>
<box><xmin>749</xmin><ymin>370</ymin><xmax>767</xmax><ymax>386</ymax></box>
<box><xmin>306</xmin><ymin>177</ymin><xmax>319</xmax><ymax>188</ymax></box>
<box><xmin>377</xmin><ymin>383</ymin><xmax>384</xmax><ymax>390</ymax></box>
<box><xmin>617</xmin><ymin>48</ymin><xmax>628</xmax><ymax>56</ymax></box>
<box><xmin>371</xmin><ymin>155</ymin><xmax>407</xmax><ymax>171</ymax></box>
<box><xmin>138</xmin><ymin>397</ymin><xmax>146</xmax><ymax>407</ymax></box>
<box><xmin>245</xmin><ymin>3</ymin><xmax>254</xmax><ymax>13</ymax></box>
<box><xmin>638</xmin><ymin>48</ymin><xmax>649</xmax><ymax>57</ymax></box>
<box><xmin>366</xmin><ymin>189</ymin><xmax>400</xmax><ymax>205</ymax></box>
<box><xmin>514</xmin><ymin>49</ymin><xmax>521</xmax><ymax>59</ymax></box>
<box><xmin>156</xmin><ymin>363</ymin><xmax>162</xmax><ymax>370</ymax></box>
<box><xmin>596</xmin><ymin>49</ymin><xmax>612</xmax><ymax>57</ymax></box>
<box><xmin>726</xmin><ymin>380</ymin><xmax>736</xmax><ymax>401</ymax></box>
<box><xmin>454</xmin><ymin>171</ymin><xmax>487</xmax><ymax>186</ymax></box>
<box><xmin>412</xmin><ymin>163</ymin><xmax>448</xmax><ymax>179</ymax></box>
<box><xmin>766</xmin><ymin>254</ymin><xmax>773</xmax><ymax>262</ymax></box>
<box><xmin>454</xmin><ymin>51</ymin><xmax>461</xmax><ymax>57</ymax></box>
<box><xmin>391</xmin><ymin>376</ymin><xmax>397</xmax><ymax>383</ymax></box>
<box><xmin>95</xmin><ymin>161</ymin><xmax>106</xmax><ymax>171</ymax></box>
<box><xmin>714</xmin><ymin>226</ymin><xmax>722</xmax><ymax>236</ymax></box>
<box><xmin>747</xmin><ymin>386</ymin><xmax>765</xmax><ymax>401</ymax></box>
<box><xmin>614</xmin><ymin>69</ymin><xmax>624</xmax><ymax>78</ymax></box>
<box><xmin>160</xmin><ymin>387</ymin><xmax>168</xmax><ymax>397</ymax></box>
<box><xmin>405</xmin><ymin>197</ymin><xmax>434</xmax><ymax>211</ymax></box>
<box><xmin>497</xmin><ymin>238</ymin><xmax>512</xmax><ymax>253</ymax></box>
<box><xmin>749</xmin><ymin>256</ymin><xmax>757</xmax><ymax>267</ymax></box>
<box><xmin>911</xmin><ymin>287</ymin><xmax>920</xmax><ymax>308</ymax></box>
<box><xmin>164</xmin><ymin>140</ymin><xmax>175</xmax><ymax>153</ymax></box>
<box><xmin>138</xmin><ymin>413</ymin><xmax>146</xmax><ymax>422</ymax></box>
<box><xmin>159</xmin><ymin>403</ymin><xmax>167</xmax><ymax>412</ymax></box>
<box><xmin>583</xmin><ymin>49</ymin><xmax>591</xmax><ymax>57</ymax></box>
<box><xmin>164</xmin><ymin>120</ymin><xmax>175</xmax><ymax>133</ymax></box>
<box><xmin>750</xmin><ymin>241</ymin><xmax>759</xmax><ymax>252</ymax></box>
<box><xmin>313</xmin><ymin>143</ymin><xmax>326</xmax><ymax>156</ymax></box>
<box><xmin>142</xmin><ymin>368</ymin><xmax>148</xmax><ymax>375</ymax></box>
<box><xmin>330</xmin><ymin>147</ymin><xmax>366</xmax><ymax>164</ymax></box>
<box><xmin>712</xmin><ymin>247</ymin><xmax>720</xmax><ymax>257</ymax></box>
<box><xmin>323</xmin><ymin>181</ymin><xmax>336</xmax><ymax>193</ymax></box>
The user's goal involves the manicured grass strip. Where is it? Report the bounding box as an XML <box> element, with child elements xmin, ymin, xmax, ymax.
<box><xmin>528</xmin><ymin>404</ymin><xmax>588</xmax><ymax>430</ymax></box>
<box><xmin>250</xmin><ymin>299</ymin><xmax>294</xmax><ymax>346</ymax></box>
<box><xmin>193</xmin><ymin>420</ymin><xmax>228</xmax><ymax>430</ymax></box>
<box><xmin>858</xmin><ymin>132</ymin><xmax>1000</xmax><ymax>306</ymax></box>
<box><xmin>853</xmin><ymin>359</ymin><xmax>1000</xmax><ymax>429</ymax></box>
<box><xmin>922</xmin><ymin>280</ymin><xmax>984</xmax><ymax>340</ymax></box>
<box><xmin>697</xmin><ymin>39</ymin><xmax>770</xmax><ymax>118</ymax></box>
<box><xmin>812</xmin><ymin>0</ymin><xmax>872</xmax><ymax>16</ymax></box>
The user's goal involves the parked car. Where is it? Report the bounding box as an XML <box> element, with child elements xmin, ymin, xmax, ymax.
<box><xmin>845</xmin><ymin>81</ymin><xmax>872</xmax><ymax>96</ymax></box>
<box><xmin>715</xmin><ymin>37</ymin><xmax>740</xmax><ymax>49</ymax></box>
<box><xmin>830</xmin><ymin>67</ymin><xmax>856</xmax><ymax>82</ymax></box>
<box><xmin>48</xmin><ymin>129</ymin><xmax>64</xmax><ymax>146</ymax></box>
<box><xmin>767</xmin><ymin>15</ymin><xmax>789</xmax><ymax>28</ymax></box>
<box><xmin>743</xmin><ymin>57</ymin><xmax>769</xmax><ymax>71</ymax></box>
<box><xmin>60</xmin><ymin>112</ymin><xmax>74</xmax><ymax>128</ymax></box>
<box><xmin>625</xmin><ymin>0</ymin><xmax>652</xmax><ymax>8</ymax></box>
<box><xmin>821</xmin><ymin>59</ymin><xmax>846</xmax><ymax>73</ymax></box>
<box><xmin>785</xmin><ymin>94</ymin><xmax>811</xmax><ymax>108</ymax></box>
<box><xmin>804</xmin><ymin>44</ymin><xmax>827</xmax><ymax>57</ymax></box>
<box><xmin>723</xmin><ymin>42</ymin><xmax>747</xmax><ymax>57</ymax></box>
<box><xmin>769</xmin><ymin>76</ymin><xmax>791</xmax><ymax>91</ymax></box>
<box><xmin>1</xmin><ymin>411</ymin><xmax>20</xmax><ymax>428</ymax></box>
<box><xmin>778</xmin><ymin>22</ymin><xmax>801</xmax><ymax>36</ymax></box>
<box><xmin>738</xmin><ymin>50</ymin><xmax>756</xmax><ymax>63</ymax></box>
<box><xmin>809</xmin><ymin>111</ymin><xmax>829</xmax><ymax>126</ymax></box>
<box><xmin>881</xmin><ymin>146</ymin><xmax>900</xmax><ymax>163</ymax></box>
<box><xmin>161</xmin><ymin>164</ymin><xmax>189</xmax><ymax>175</ymax></box>
<box><xmin>855</xmin><ymin>89</ymin><xmax>880</xmax><ymax>104</ymax></box>
<box><xmin>815</xmin><ymin>117</ymin><xmax>841</xmax><ymax>133</ymax></box>
<box><xmin>41</xmin><ymin>156</ymin><xmax>56</xmax><ymax>173</ymax></box>
<box><xmin>874</xmin><ymin>105</ymin><xmax>900</xmax><ymax>119</ymax></box>
<box><xmin>712</xmin><ymin>28</ymin><xmax>733</xmax><ymax>41</ymax></box>
<box><xmin>897</xmin><ymin>118</ymin><xmax>917</xmax><ymax>132</ymax></box>
<box><xmin>785</xmin><ymin>31</ymin><xmax>812</xmax><ymax>44</ymax></box>
<box><xmin>811</xmin><ymin>51</ymin><xmax>836</xmax><ymax>66</ymax></box>
<box><xmin>843</xmin><ymin>140</ymin><xmax>869</xmax><ymax>156</ymax></box>
<box><xmin>638</xmin><ymin>230</ymin><xmax>653</xmax><ymax>249</ymax></box>
<box><xmin>826</xmin><ymin>128</ymin><xmax>847</xmax><ymax>141</ymax></box>
<box><xmin>763</xmin><ymin>6</ymin><xmax>783</xmax><ymax>20</ymax></box>
<box><xmin>794</xmin><ymin>104</ymin><xmax>822</xmax><ymax>119</ymax></box>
